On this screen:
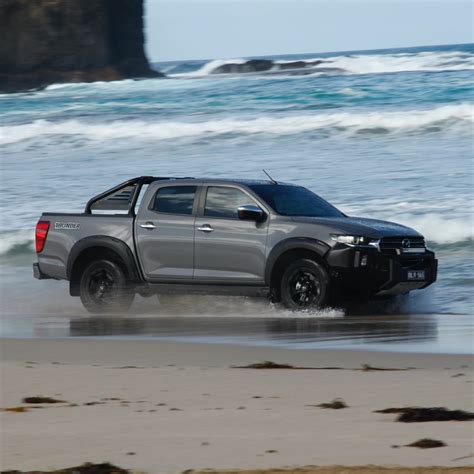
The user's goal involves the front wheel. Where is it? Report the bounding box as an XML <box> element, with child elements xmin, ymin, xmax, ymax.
<box><xmin>280</xmin><ymin>258</ymin><xmax>330</xmax><ymax>310</ymax></box>
<box><xmin>79</xmin><ymin>259</ymin><xmax>135</xmax><ymax>314</ymax></box>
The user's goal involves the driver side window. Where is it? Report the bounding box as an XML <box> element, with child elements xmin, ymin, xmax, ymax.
<box><xmin>204</xmin><ymin>186</ymin><xmax>255</xmax><ymax>219</ymax></box>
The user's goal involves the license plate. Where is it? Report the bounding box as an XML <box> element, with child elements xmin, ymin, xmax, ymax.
<box><xmin>407</xmin><ymin>270</ymin><xmax>425</xmax><ymax>281</ymax></box>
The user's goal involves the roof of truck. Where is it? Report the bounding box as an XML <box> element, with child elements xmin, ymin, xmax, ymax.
<box><xmin>165</xmin><ymin>178</ymin><xmax>274</xmax><ymax>185</ymax></box>
<box><xmin>139</xmin><ymin>176</ymin><xmax>296</xmax><ymax>186</ymax></box>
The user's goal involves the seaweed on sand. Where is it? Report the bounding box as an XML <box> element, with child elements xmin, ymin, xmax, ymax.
<box><xmin>22</xmin><ymin>396</ymin><xmax>65</xmax><ymax>404</ymax></box>
<box><xmin>406</xmin><ymin>438</ymin><xmax>447</xmax><ymax>449</ymax></box>
<box><xmin>1</xmin><ymin>462</ymin><xmax>128</xmax><ymax>474</ymax></box>
<box><xmin>375</xmin><ymin>407</ymin><xmax>474</xmax><ymax>422</ymax></box>
<box><xmin>232</xmin><ymin>361</ymin><xmax>343</xmax><ymax>370</ymax></box>
<box><xmin>233</xmin><ymin>361</ymin><xmax>413</xmax><ymax>371</ymax></box>
<box><xmin>359</xmin><ymin>364</ymin><xmax>412</xmax><ymax>372</ymax></box>
<box><xmin>375</xmin><ymin>407</ymin><xmax>409</xmax><ymax>414</ymax></box>
<box><xmin>2</xmin><ymin>406</ymin><xmax>29</xmax><ymax>413</ymax></box>
<box><xmin>314</xmin><ymin>398</ymin><xmax>348</xmax><ymax>409</ymax></box>
<box><xmin>233</xmin><ymin>361</ymin><xmax>298</xmax><ymax>369</ymax></box>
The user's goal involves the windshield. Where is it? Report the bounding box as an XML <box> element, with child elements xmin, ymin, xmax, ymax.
<box><xmin>249</xmin><ymin>184</ymin><xmax>344</xmax><ymax>218</ymax></box>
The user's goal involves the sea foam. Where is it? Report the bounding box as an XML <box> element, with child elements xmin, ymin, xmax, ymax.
<box><xmin>315</xmin><ymin>50</ymin><xmax>474</xmax><ymax>75</ymax></box>
<box><xmin>1</xmin><ymin>103</ymin><xmax>472</xmax><ymax>146</ymax></box>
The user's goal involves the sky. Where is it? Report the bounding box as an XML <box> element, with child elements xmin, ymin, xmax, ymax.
<box><xmin>145</xmin><ymin>0</ymin><xmax>473</xmax><ymax>62</ymax></box>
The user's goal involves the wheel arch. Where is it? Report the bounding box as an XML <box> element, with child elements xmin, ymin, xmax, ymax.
<box><xmin>265</xmin><ymin>238</ymin><xmax>330</xmax><ymax>299</ymax></box>
<box><xmin>67</xmin><ymin>236</ymin><xmax>141</xmax><ymax>296</ymax></box>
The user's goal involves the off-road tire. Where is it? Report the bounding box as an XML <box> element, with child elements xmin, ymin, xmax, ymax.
<box><xmin>280</xmin><ymin>258</ymin><xmax>330</xmax><ymax>310</ymax></box>
<box><xmin>79</xmin><ymin>259</ymin><xmax>134</xmax><ymax>314</ymax></box>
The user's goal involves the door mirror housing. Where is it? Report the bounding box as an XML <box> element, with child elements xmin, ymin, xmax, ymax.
<box><xmin>238</xmin><ymin>204</ymin><xmax>266</xmax><ymax>222</ymax></box>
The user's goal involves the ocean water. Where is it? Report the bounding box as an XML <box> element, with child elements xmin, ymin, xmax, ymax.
<box><xmin>0</xmin><ymin>44</ymin><xmax>473</xmax><ymax>348</ymax></box>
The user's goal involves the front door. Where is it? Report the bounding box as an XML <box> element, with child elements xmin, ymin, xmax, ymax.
<box><xmin>194</xmin><ymin>185</ymin><xmax>269</xmax><ymax>283</ymax></box>
<box><xmin>135</xmin><ymin>185</ymin><xmax>198</xmax><ymax>280</ymax></box>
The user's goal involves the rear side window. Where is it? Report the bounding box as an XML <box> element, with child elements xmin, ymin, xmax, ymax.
<box><xmin>204</xmin><ymin>186</ymin><xmax>255</xmax><ymax>219</ymax></box>
<box><xmin>90</xmin><ymin>184</ymin><xmax>136</xmax><ymax>214</ymax></box>
<box><xmin>152</xmin><ymin>186</ymin><xmax>197</xmax><ymax>215</ymax></box>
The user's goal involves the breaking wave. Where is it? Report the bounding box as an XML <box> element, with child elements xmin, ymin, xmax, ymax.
<box><xmin>312</xmin><ymin>50</ymin><xmax>474</xmax><ymax>75</ymax></box>
<box><xmin>384</xmin><ymin>214</ymin><xmax>473</xmax><ymax>246</ymax></box>
<box><xmin>0</xmin><ymin>230</ymin><xmax>35</xmax><ymax>264</ymax></box>
<box><xmin>172</xmin><ymin>50</ymin><xmax>474</xmax><ymax>77</ymax></box>
<box><xmin>0</xmin><ymin>230</ymin><xmax>33</xmax><ymax>255</ymax></box>
<box><xmin>1</xmin><ymin>103</ymin><xmax>471</xmax><ymax>145</ymax></box>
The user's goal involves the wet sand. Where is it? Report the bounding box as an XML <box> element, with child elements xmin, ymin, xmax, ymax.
<box><xmin>190</xmin><ymin>469</ymin><xmax>474</xmax><ymax>474</ymax></box>
<box><xmin>1</xmin><ymin>274</ymin><xmax>473</xmax><ymax>354</ymax></box>
<box><xmin>1</xmin><ymin>303</ymin><xmax>473</xmax><ymax>355</ymax></box>
<box><xmin>1</xmin><ymin>339</ymin><xmax>473</xmax><ymax>473</ymax></box>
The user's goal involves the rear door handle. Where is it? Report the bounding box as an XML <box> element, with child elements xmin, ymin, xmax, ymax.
<box><xmin>197</xmin><ymin>224</ymin><xmax>214</xmax><ymax>233</ymax></box>
<box><xmin>140</xmin><ymin>222</ymin><xmax>156</xmax><ymax>230</ymax></box>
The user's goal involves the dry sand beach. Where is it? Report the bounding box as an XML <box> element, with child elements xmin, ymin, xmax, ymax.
<box><xmin>1</xmin><ymin>339</ymin><xmax>473</xmax><ymax>473</ymax></box>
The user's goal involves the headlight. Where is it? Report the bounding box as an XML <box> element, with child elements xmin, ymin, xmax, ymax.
<box><xmin>330</xmin><ymin>234</ymin><xmax>378</xmax><ymax>247</ymax></box>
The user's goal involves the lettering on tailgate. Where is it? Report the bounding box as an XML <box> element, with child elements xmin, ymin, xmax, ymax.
<box><xmin>54</xmin><ymin>222</ymin><xmax>80</xmax><ymax>230</ymax></box>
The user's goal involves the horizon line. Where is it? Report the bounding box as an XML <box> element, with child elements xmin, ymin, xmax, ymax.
<box><xmin>149</xmin><ymin>41</ymin><xmax>474</xmax><ymax>64</ymax></box>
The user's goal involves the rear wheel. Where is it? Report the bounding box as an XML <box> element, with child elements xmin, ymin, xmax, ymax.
<box><xmin>280</xmin><ymin>258</ymin><xmax>330</xmax><ymax>310</ymax></box>
<box><xmin>79</xmin><ymin>259</ymin><xmax>134</xmax><ymax>314</ymax></box>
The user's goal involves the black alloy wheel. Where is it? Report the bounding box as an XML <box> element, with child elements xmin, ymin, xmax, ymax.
<box><xmin>280</xmin><ymin>258</ymin><xmax>329</xmax><ymax>310</ymax></box>
<box><xmin>79</xmin><ymin>259</ymin><xmax>134</xmax><ymax>314</ymax></box>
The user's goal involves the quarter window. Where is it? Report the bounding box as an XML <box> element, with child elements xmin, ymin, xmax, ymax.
<box><xmin>152</xmin><ymin>186</ymin><xmax>197</xmax><ymax>215</ymax></box>
<box><xmin>204</xmin><ymin>186</ymin><xmax>255</xmax><ymax>219</ymax></box>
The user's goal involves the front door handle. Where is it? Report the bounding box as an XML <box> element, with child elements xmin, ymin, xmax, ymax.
<box><xmin>140</xmin><ymin>222</ymin><xmax>156</xmax><ymax>230</ymax></box>
<box><xmin>197</xmin><ymin>224</ymin><xmax>214</xmax><ymax>233</ymax></box>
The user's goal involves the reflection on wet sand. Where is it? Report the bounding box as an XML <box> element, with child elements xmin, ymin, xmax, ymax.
<box><xmin>67</xmin><ymin>314</ymin><xmax>438</xmax><ymax>349</ymax></box>
<box><xmin>2</xmin><ymin>290</ymin><xmax>472</xmax><ymax>353</ymax></box>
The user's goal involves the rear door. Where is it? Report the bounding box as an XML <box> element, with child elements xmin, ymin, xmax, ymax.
<box><xmin>194</xmin><ymin>185</ymin><xmax>269</xmax><ymax>283</ymax></box>
<box><xmin>135</xmin><ymin>184</ymin><xmax>198</xmax><ymax>280</ymax></box>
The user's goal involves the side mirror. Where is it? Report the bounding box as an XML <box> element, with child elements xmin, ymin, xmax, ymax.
<box><xmin>238</xmin><ymin>204</ymin><xmax>266</xmax><ymax>222</ymax></box>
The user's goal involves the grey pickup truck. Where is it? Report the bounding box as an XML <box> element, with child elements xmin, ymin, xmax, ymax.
<box><xmin>33</xmin><ymin>176</ymin><xmax>437</xmax><ymax>313</ymax></box>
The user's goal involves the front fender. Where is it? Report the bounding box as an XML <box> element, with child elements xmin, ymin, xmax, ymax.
<box><xmin>265</xmin><ymin>237</ymin><xmax>330</xmax><ymax>285</ymax></box>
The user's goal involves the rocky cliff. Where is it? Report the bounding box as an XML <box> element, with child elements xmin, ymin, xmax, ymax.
<box><xmin>0</xmin><ymin>0</ymin><xmax>162</xmax><ymax>93</ymax></box>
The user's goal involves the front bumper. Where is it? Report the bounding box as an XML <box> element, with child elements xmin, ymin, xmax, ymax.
<box><xmin>326</xmin><ymin>246</ymin><xmax>437</xmax><ymax>299</ymax></box>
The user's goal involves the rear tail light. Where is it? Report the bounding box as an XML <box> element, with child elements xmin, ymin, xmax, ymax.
<box><xmin>35</xmin><ymin>220</ymin><xmax>50</xmax><ymax>253</ymax></box>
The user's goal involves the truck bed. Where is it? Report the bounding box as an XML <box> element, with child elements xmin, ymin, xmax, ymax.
<box><xmin>37</xmin><ymin>213</ymin><xmax>135</xmax><ymax>281</ymax></box>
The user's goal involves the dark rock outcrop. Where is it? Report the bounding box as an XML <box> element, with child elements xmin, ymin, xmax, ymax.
<box><xmin>278</xmin><ymin>60</ymin><xmax>323</xmax><ymax>70</ymax></box>
<box><xmin>208</xmin><ymin>58</ymin><xmax>331</xmax><ymax>75</ymax></box>
<box><xmin>0</xmin><ymin>0</ymin><xmax>163</xmax><ymax>93</ymax></box>
<box><xmin>211</xmin><ymin>59</ymin><xmax>274</xmax><ymax>75</ymax></box>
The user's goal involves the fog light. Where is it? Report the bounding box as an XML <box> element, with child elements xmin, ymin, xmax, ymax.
<box><xmin>361</xmin><ymin>255</ymin><xmax>368</xmax><ymax>267</ymax></box>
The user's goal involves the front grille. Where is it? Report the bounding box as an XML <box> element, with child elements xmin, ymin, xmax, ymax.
<box><xmin>399</xmin><ymin>257</ymin><xmax>429</xmax><ymax>270</ymax></box>
<box><xmin>379</xmin><ymin>236</ymin><xmax>425</xmax><ymax>256</ymax></box>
